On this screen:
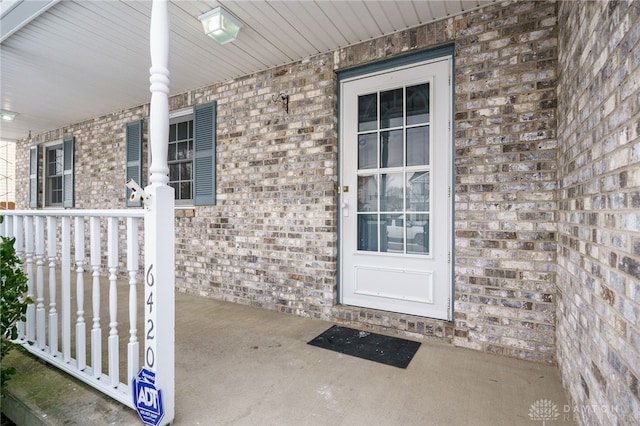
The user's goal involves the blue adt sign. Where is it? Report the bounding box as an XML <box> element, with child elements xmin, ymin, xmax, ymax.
<box><xmin>133</xmin><ymin>368</ymin><xmax>165</xmax><ymax>426</ymax></box>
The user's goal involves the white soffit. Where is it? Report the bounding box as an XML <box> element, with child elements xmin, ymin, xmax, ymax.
<box><xmin>0</xmin><ymin>0</ymin><xmax>59</xmax><ymax>42</ymax></box>
<box><xmin>0</xmin><ymin>0</ymin><xmax>495</xmax><ymax>142</ymax></box>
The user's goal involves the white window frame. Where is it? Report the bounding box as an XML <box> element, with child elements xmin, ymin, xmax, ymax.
<box><xmin>168</xmin><ymin>108</ymin><xmax>194</xmax><ymax>206</ymax></box>
<box><xmin>43</xmin><ymin>140</ymin><xmax>64</xmax><ymax>208</ymax></box>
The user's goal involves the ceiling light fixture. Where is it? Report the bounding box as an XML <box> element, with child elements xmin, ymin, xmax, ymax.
<box><xmin>198</xmin><ymin>6</ymin><xmax>243</xmax><ymax>45</ymax></box>
<box><xmin>0</xmin><ymin>109</ymin><xmax>17</xmax><ymax>121</ymax></box>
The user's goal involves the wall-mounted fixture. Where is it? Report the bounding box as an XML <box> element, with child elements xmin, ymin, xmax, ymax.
<box><xmin>198</xmin><ymin>6</ymin><xmax>243</xmax><ymax>45</ymax></box>
<box><xmin>0</xmin><ymin>109</ymin><xmax>17</xmax><ymax>121</ymax></box>
<box><xmin>272</xmin><ymin>93</ymin><xmax>289</xmax><ymax>114</ymax></box>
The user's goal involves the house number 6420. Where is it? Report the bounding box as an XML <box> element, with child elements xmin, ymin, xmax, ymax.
<box><xmin>145</xmin><ymin>264</ymin><xmax>156</xmax><ymax>368</ymax></box>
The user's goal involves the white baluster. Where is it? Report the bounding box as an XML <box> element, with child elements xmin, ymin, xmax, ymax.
<box><xmin>107</xmin><ymin>217</ymin><xmax>119</xmax><ymax>387</ymax></box>
<box><xmin>90</xmin><ymin>216</ymin><xmax>102</xmax><ymax>378</ymax></box>
<box><xmin>47</xmin><ymin>216</ymin><xmax>58</xmax><ymax>355</ymax></box>
<box><xmin>35</xmin><ymin>216</ymin><xmax>45</xmax><ymax>349</ymax></box>
<box><xmin>3</xmin><ymin>215</ymin><xmax>13</xmax><ymax>237</ymax></box>
<box><xmin>127</xmin><ymin>217</ymin><xmax>139</xmax><ymax>384</ymax></box>
<box><xmin>13</xmin><ymin>216</ymin><xmax>24</xmax><ymax>258</ymax></box>
<box><xmin>12</xmin><ymin>216</ymin><xmax>23</xmax><ymax>262</ymax></box>
<box><xmin>24</xmin><ymin>216</ymin><xmax>35</xmax><ymax>342</ymax></box>
<box><xmin>13</xmin><ymin>216</ymin><xmax>25</xmax><ymax>340</ymax></box>
<box><xmin>146</xmin><ymin>1</ymin><xmax>175</xmax><ymax>422</ymax></box>
<box><xmin>61</xmin><ymin>216</ymin><xmax>71</xmax><ymax>363</ymax></box>
<box><xmin>75</xmin><ymin>217</ymin><xmax>86</xmax><ymax>370</ymax></box>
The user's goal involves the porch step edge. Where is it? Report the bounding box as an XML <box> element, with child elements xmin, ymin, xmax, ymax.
<box><xmin>1</xmin><ymin>349</ymin><xmax>140</xmax><ymax>426</ymax></box>
<box><xmin>2</xmin><ymin>388</ymin><xmax>48</xmax><ymax>426</ymax></box>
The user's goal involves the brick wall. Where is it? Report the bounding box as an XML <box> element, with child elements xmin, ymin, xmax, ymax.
<box><xmin>15</xmin><ymin>1</ymin><xmax>560</xmax><ymax>364</ymax></box>
<box><xmin>452</xmin><ymin>0</ymin><xmax>558</xmax><ymax>363</ymax></box>
<box><xmin>15</xmin><ymin>106</ymin><xmax>149</xmax><ymax>210</ymax></box>
<box><xmin>173</xmin><ymin>56</ymin><xmax>339</xmax><ymax>320</ymax></box>
<box><xmin>557</xmin><ymin>0</ymin><xmax>640</xmax><ymax>424</ymax></box>
<box><xmin>0</xmin><ymin>141</ymin><xmax>16</xmax><ymax>207</ymax></box>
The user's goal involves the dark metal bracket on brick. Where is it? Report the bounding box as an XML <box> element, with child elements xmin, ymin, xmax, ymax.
<box><xmin>272</xmin><ymin>92</ymin><xmax>289</xmax><ymax>113</ymax></box>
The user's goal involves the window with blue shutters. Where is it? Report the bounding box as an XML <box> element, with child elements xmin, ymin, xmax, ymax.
<box><xmin>125</xmin><ymin>101</ymin><xmax>216</xmax><ymax>207</ymax></box>
<box><xmin>40</xmin><ymin>137</ymin><xmax>74</xmax><ymax>208</ymax></box>
<box><xmin>46</xmin><ymin>143</ymin><xmax>63</xmax><ymax>206</ymax></box>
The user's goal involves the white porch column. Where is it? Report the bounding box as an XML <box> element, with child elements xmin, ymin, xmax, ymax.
<box><xmin>143</xmin><ymin>0</ymin><xmax>175</xmax><ymax>424</ymax></box>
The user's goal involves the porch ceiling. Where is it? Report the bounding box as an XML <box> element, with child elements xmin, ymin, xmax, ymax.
<box><xmin>0</xmin><ymin>0</ymin><xmax>494</xmax><ymax>142</ymax></box>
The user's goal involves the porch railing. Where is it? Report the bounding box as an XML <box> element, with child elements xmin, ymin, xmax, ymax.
<box><xmin>1</xmin><ymin>209</ymin><xmax>144</xmax><ymax>408</ymax></box>
<box><xmin>0</xmin><ymin>1</ymin><xmax>175</xmax><ymax>421</ymax></box>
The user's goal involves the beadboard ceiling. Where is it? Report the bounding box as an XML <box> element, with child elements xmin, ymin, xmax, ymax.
<box><xmin>0</xmin><ymin>0</ymin><xmax>494</xmax><ymax>142</ymax></box>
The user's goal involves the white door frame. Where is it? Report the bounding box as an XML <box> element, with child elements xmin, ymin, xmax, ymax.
<box><xmin>337</xmin><ymin>47</ymin><xmax>454</xmax><ymax>320</ymax></box>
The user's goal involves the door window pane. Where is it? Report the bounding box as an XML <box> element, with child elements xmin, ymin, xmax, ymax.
<box><xmin>380</xmin><ymin>173</ymin><xmax>403</xmax><ymax>212</ymax></box>
<box><xmin>358</xmin><ymin>133</ymin><xmax>377</xmax><ymax>169</ymax></box>
<box><xmin>358</xmin><ymin>93</ymin><xmax>377</xmax><ymax>132</ymax></box>
<box><xmin>406</xmin><ymin>171</ymin><xmax>429</xmax><ymax>211</ymax></box>
<box><xmin>406</xmin><ymin>83</ymin><xmax>430</xmax><ymax>125</ymax></box>
<box><xmin>406</xmin><ymin>126</ymin><xmax>429</xmax><ymax>166</ymax></box>
<box><xmin>358</xmin><ymin>214</ymin><xmax>379</xmax><ymax>251</ymax></box>
<box><xmin>353</xmin><ymin>83</ymin><xmax>432</xmax><ymax>256</ymax></box>
<box><xmin>407</xmin><ymin>213</ymin><xmax>429</xmax><ymax>254</ymax></box>
<box><xmin>380</xmin><ymin>130</ymin><xmax>403</xmax><ymax>168</ymax></box>
<box><xmin>358</xmin><ymin>175</ymin><xmax>378</xmax><ymax>212</ymax></box>
<box><xmin>380</xmin><ymin>88</ymin><xmax>403</xmax><ymax>129</ymax></box>
<box><xmin>382</xmin><ymin>214</ymin><xmax>403</xmax><ymax>253</ymax></box>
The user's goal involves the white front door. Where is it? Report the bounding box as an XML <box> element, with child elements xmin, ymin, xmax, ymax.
<box><xmin>339</xmin><ymin>57</ymin><xmax>452</xmax><ymax>320</ymax></box>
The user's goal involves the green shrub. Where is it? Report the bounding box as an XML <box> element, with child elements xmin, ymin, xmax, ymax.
<box><xmin>0</xmin><ymin>217</ymin><xmax>31</xmax><ymax>395</ymax></box>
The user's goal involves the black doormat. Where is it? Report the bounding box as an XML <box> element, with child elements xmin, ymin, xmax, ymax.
<box><xmin>308</xmin><ymin>325</ymin><xmax>421</xmax><ymax>369</ymax></box>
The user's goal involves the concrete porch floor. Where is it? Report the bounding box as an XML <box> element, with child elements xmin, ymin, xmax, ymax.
<box><xmin>2</xmin><ymin>290</ymin><xmax>576</xmax><ymax>426</ymax></box>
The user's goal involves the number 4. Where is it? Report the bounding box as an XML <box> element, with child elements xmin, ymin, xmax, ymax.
<box><xmin>147</xmin><ymin>292</ymin><xmax>154</xmax><ymax>314</ymax></box>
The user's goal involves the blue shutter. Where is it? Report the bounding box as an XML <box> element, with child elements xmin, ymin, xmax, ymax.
<box><xmin>62</xmin><ymin>136</ymin><xmax>75</xmax><ymax>208</ymax></box>
<box><xmin>194</xmin><ymin>102</ymin><xmax>216</xmax><ymax>206</ymax></box>
<box><xmin>29</xmin><ymin>145</ymin><xmax>39</xmax><ymax>208</ymax></box>
<box><xmin>126</xmin><ymin>120</ymin><xmax>144</xmax><ymax>207</ymax></box>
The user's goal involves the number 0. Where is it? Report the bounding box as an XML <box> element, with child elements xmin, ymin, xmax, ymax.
<box><xmin>146</xmin><ymin>347</ymin><xmax>155</xmax><ymax>367</ymax></box>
